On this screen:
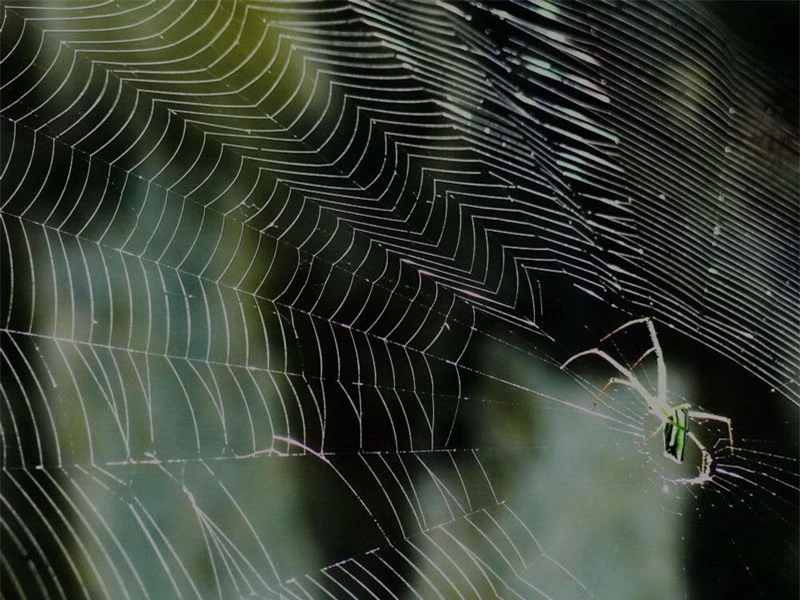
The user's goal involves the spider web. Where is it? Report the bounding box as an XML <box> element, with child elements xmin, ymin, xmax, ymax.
<box><xmin>1</xmin><ymin>1</ymin><xmax>797</xmax><ymax>599</ymax></box>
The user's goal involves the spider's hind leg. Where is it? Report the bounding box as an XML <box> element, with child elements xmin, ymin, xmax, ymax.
<box><xmin>686</xmin><ymin>431</ymin><xmax>714</xmax><ymax>479</ymax></box>
<box><xmin>688</xmin><ymin>410</ymin><xmax>735</xmax><ymax>455</ymax></box>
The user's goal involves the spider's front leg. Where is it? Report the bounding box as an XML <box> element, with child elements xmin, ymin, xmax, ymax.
<box><xmin>561</xmin><ymin>349</ymin><xmax>654</xmax><ymax>407</ymax></box>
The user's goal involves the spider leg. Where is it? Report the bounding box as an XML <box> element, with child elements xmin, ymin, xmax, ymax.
<box><xmin>561</xmin><ymin>349</ymin><xmax>662</xmax><ymax>415</ymax></box>
<box><xmin>688</xmin><ymin>410</ymin><xmax>734</xmax><ymax>453</ymax></box>
<box><xmin>597</xmin><ymin>317</ymin><xmax>668</xmax><ymax>410</ymax></box>
<box><xmin>628</xmin><ymin>346</ymin><xmax>656</xmax><ymax>371</ymax></box>
<box><xmin>598</xmin><ymin>317</ymin><xmax>653</xmax><ymax>343</ymax></box>
<box><xmin>686</xmin><ymin>430</ymin><xmax>714</xmax><ymax>479</ymax></box>
<box><xmin>618</xmin><ymin>318</ymin><xmax>673</xmax><ymax>444</ymax></box>
<box><xmin>640</xmin><ymin>318</ymin><xmax>668</xmax><ymax>411</ymax></box>
<box><xmin>591</xmin><ymin>378</ymin><xmax>616</xmax><ymax>410</ymax></box>
<box><xmin>562</xmin><ymin>348</ymin><xmax>634</xmax><ymax>379</ymax></box>
<box><xmin>642</xmin><ymin>423</ymin><xmax>662</xmax><ymax>444</ymax></box>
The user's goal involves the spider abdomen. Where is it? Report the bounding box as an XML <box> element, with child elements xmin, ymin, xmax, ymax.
<box><xmin>664</xmin><ymin>406</ymin><xmax>690</xmax><ymax>462</ymax></box>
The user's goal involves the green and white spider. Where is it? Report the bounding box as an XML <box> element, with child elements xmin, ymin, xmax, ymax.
<box><xmin>561</xmin><ymin>317</ymin><xmax>735</xmax><ymax>484</ymax></box>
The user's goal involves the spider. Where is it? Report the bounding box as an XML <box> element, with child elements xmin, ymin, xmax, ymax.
<box><xmin>561</xmin><ymin>317</ymin><xmax>734</xmax><ymax>483</ymax></box>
